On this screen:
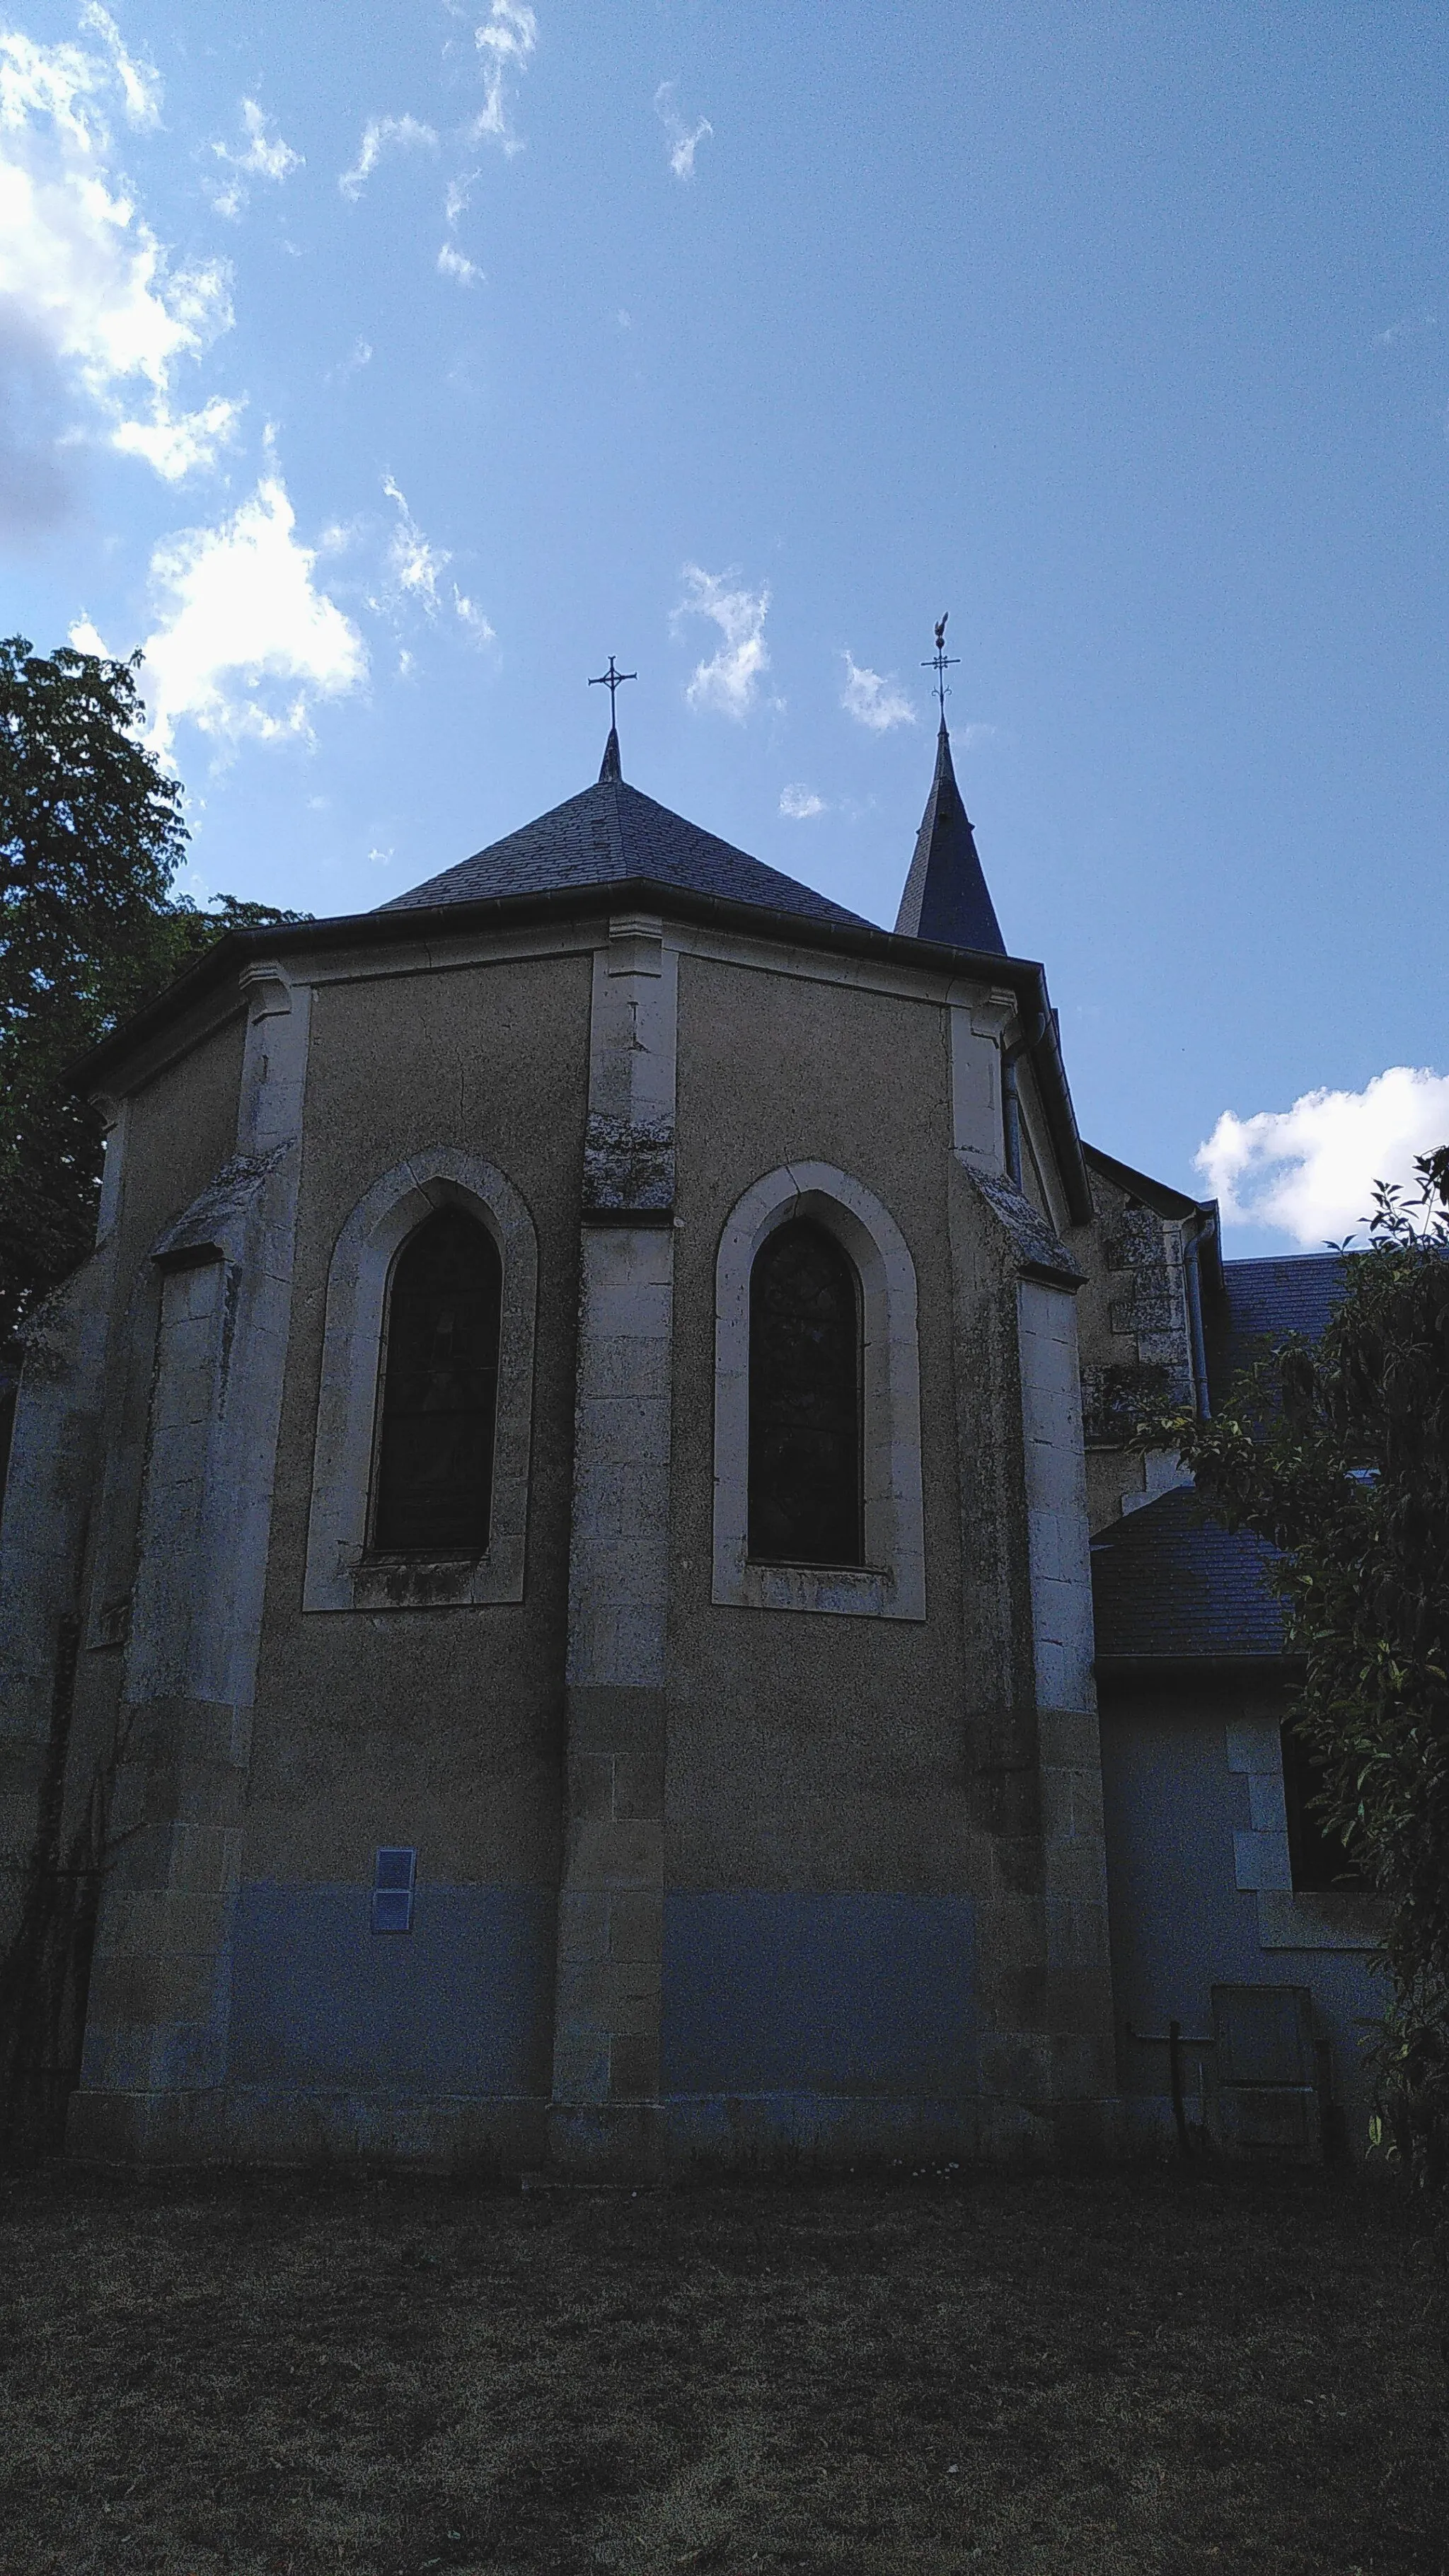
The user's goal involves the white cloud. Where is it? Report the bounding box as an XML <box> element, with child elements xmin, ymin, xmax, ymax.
<box><xmin>338</xmin><ymin>113</ymin><xmax>437</xmax><ymax>200</ymax></box>
<box><xmin>1195</xmin><ymin>1067</ymin><xmax>1449</xmax><ymax>1244</ymax></box>
<box><xmin>676</xmin><ymin>564</ymin><xmax>770</xmax><ymax>720</ymax></box>
<box><xmin>379</xmin><ymin>475</ymin><xmax>494</xmax><ymax>645</ymax></box>
<box><xmin>233</xmin><ymin>97</ymin><xmax>300</xmax><ymax>184</ymax></box>
<box><xmin>112</xmin><ymin>393</ymin><xmax>239</xmax><ymax>478</ymax></box>
<box><xmin>841</xmin><ymin>651</ymin><xmax>916</xmax><ymax>733</ymax></box>
<box><xmin>780</xmin><ymin>783</ymin><xmax>825</xmax><ymax>819</ymax></box>
<box><xmin>437</xmin><ymin>241</ymin><xmax>481</xmax><ymax>286</ymax></box>
<box><xmin>441</xmin><ymin>6</ymin><xmax>534</xmax><ymax>270</ymax></box>
<box><xmin>134</xmin><ymin>471</ymin><xmax>368</xmax><ymax>756</ymax></box>
<box><xmin>79</xmin><ymin>4</ymin><xmax>159</xmax><ymax>129</ymax></box>
<box><xmin>208</xmin><ymin>97</ymin><xmax>301</xmax><ymax>217</ymax></box>
<box><xmin>471</xmin><ymin>1</ymin><xmax>536</xmax><ymax>151</ymax></box>
<box><xmin>0</xmin><ymin>13</ymin><xmax>236</xmax><ymax>504</ymax></box>
<box><xmin>439</xmin><ymin>172</ymin><xmax>483</xmax><ymax>277</ymax></box>
<box><xmin>452</xmin><ymin>589</ymin><xmax>494</xmax><ymax>646</ymax></box>
<box><xmin>67</xmin><ymin>612</ymin><xmax>110</xmax><ymax>655</ymax></box>
<box><xmin>654</xmin><ymin>80</ymin><xmax>711</xmax><ymax>181</ymax></box>
<box><xmin>1376</xmin><ymin>308</ymin><xmax>1436</xmax><ymax>348</ymax></box>
<box><xmin>383</xmin><ymin>473</ymin><xmax>447</xmax><ymax>610</ymax></box>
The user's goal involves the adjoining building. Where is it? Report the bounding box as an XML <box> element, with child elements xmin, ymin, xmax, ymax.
<box><xmin>0</xmin><ymin>705</ymin><xmax>1386</xmax><ymax>2169</ymax></box>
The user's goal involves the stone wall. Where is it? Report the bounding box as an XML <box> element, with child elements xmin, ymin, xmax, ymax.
<box><xmin>1072</xmin><ymin>1153</ymin><xmax>1201</xmax><ymax>1535</ymax></box>
<box><xmin>0</xmin><ymin>901</ymin><xmax>1127</xmax><ymax>2171</ymax></box>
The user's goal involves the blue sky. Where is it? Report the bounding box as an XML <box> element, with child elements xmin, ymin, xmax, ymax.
<box><xmin>4</xmin><ymin>2</ymin><xmax>1448</xmax><ymax>1247</ymax></box>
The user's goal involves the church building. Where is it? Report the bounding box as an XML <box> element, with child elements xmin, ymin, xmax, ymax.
<box><xmin>0</xmin><ymin>695</ymin><xmax>1387</xmax><ymax>2171</ymax></box>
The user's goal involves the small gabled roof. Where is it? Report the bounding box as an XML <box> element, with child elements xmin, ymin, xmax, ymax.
<box><xmin>1095</xmin><ymin>1254</ymin><xmax>1360</xmax><ymax>1674</ymax></box>
<box><xmin>1092</xmin><ymin>1484</ymin><xmax>1288</xmax><ymax>1668</ymax></box>
<box><xmin>894</xmin><ymin>721</ymin><xmax>1005</xmax><ymax>954</ymax></box>
<box><xmin>1083</xmin><ymin>1140</ymin><xmax>1206</xmax><ymax>1225</ymax></box>
<box><xmin>381</xmin><ymin>763</ymin><xmax>867</xmax><ymax>931</ymax></box>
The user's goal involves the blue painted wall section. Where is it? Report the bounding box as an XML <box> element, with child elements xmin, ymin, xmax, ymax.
<box><xmin>1099</xmin><ymin>1709</ymin><xmax>1262</xmax><ymax>2086</ymax></box>
<box><xmin>1099</xmin><ymin>1708</ymin><xmax>1387</xmax><ymax>2130</ymax></box>
<box><xmin>228</xmin><ymin>1883</ymin><xmax>555</xmax><ymax>2095</ymax></box>
<box><xmin>661</xmin><ymin>1893</ymin><xmax>977</xmax><ymax>2098</ymax></box>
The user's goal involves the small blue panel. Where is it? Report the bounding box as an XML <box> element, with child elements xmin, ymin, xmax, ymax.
<box><xmin>662</xmin><ymin>1892</ymin><xmax>976</xmax><ymax>2098</ymax></box>
<box><xmin>372</xmin><ymin>1847</ymin><xmax>416</xmax><ymax>1934</ymax></box>
<box><xmin>229</xmin><ymin>1883</ymin><xmax>554</xmax><ymax>2096</ymax></box>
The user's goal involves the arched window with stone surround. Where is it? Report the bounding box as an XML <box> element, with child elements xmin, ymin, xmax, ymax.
<box><xmin>712</xmin><ymin>1162</ymin><xmax>925</xmax><ymax>1620</ymax></box>
<box><xmin>372</xmin><ymin>1205</ymin><xmax>502</xmax><ymax>1556</ymax></box>
<box><xmin>304</xmin><ymin>1150</ymin><xmax>536</xmax><ymax>1612</ymax></box>
<box><xmin>747</xmin><ymin>1215</ymin><xmax>865</xmax><ymax>1568</ymax></box>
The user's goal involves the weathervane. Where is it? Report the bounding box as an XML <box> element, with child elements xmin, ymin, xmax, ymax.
<box><xmin>589</xmin><ymin>654</ymin><xmax>637</xmax><ymax>724</ymax></box>
<box><xmin>923</xmin><ymin>613</ymin><xmax>959</xmax><ymax>722</ymax></box>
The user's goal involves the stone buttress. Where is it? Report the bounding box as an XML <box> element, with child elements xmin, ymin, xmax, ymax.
<box><xmin>67</xmin><ymin>963</ymin><xmax>309</xmax><ymax>2160</ymax></box>
<box><xmin>549</xmin><ymin>912</ymin><xmax>678</xmax><ymax>2169</ymax></box>
<box><xmin>946</xmin><ymin>986</ymin><xmax>1118</xmax><ymax>2156</ymax></box>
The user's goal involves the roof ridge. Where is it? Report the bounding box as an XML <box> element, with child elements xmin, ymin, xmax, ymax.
<box><xmin>600</xmin><ymin>769</ymin><xmax>626</xmax><ymax>872</ymax></box>
<box><xmin>1222</xmin><ymin>1250</ymin><xmax>1351</xmax><ymax>1270</ymax></box>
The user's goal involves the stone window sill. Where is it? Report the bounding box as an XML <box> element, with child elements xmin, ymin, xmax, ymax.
<box><xmin>334</xmin><ymin>1549</ymin><xmax>519</xmax><ymax>1612</ymax></box>
<box><xmin>717</xmin><ymin>1556</ymin><xmax>925</xmax><ymax>1621</ymax></box>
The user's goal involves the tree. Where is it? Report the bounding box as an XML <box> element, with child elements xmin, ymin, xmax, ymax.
<box><xmin>1158</xmin><ymin>1151</ymin><xmax>1449</xmax><ymax>2188</ymax></box>
<box><xmin>0</xmin><ymin>637</ymin><xmax>305</xmax><ymax>1353</ymax></box>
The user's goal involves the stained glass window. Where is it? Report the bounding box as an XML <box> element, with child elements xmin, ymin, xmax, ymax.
<box><xmin>748</xmin><ymin>1216</ymin><xmax>863</xmax><ymax>1566</ymax></box>
<box><xmin>372</xmin><ymin>1207</ymin><xmax>502</xmax><ymax>1556</ymax></box>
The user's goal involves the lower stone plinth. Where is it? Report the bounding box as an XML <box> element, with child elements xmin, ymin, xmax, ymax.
<box><xmin>64</xmin><ymin>2083</ymin><xmax>1145</xmax><ymax>2175</ymax></box>
<box><xmin>64</xmin><ymin>2085</ymin><xmax>549</xmax><ymax>2173</ymax></box>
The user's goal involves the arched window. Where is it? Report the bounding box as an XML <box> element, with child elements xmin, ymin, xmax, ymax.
<box><xmin>748</xmin><ymin>1217</ymin><xmax>863</xmax><ymax>1566</ymax></box>
<box><xmin>372</xmin><ymin>1207</ymin><xmax>502</xmax><ymax>1556</ymax></box>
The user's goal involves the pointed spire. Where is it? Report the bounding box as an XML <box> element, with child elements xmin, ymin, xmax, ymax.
<box><xmin>599</xmin><ymin>723</ymin><xmax>622</xmax><ymax>782</ymax></box>
<box><xmin>894</xmin><ymin>715</ymin><xmax>1006</xmax><ymax>953</ymax></box>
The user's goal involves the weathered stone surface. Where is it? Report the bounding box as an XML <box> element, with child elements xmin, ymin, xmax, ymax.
<box><xmin>581</xmin><ymin>1111</ymin><xmax>675</xmax><ymax>1213</ymax></box>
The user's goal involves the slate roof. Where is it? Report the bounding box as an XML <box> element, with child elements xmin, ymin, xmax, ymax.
<box><xmin>381</xmin><ymin>765</ymin><xmax>868</xmax><ymax>930</ymax></box>
<box><xmin>1214</xmin><ymin>1252</ymin><xmax>1351</xmax><ymax>1392</ymax></box>
<box><xmin>1092</xmin><ymin>1484</ymin><xmax>1288</xmax><ymax>1664</ymax></box>
<box><xmin>1095</xmin><ymin>1257</ymin><xmax>1355</xmax><ymax>1668</ymax></box>
<box><xmin>893</xmin><ymin>721</ymin><xmax>1006</xmax><ymax>954</ymax></box>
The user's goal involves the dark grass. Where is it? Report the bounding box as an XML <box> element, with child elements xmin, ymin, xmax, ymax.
<box><xmin>0</xmin><ymin>2161</ymin><xmax>1445</xmax><ymax>2575</ymax></box>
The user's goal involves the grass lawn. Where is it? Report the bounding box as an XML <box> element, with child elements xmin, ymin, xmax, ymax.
<box><xmin>0</xmin><ymin>2161</ymin><xmax>1444</xmax><ymax>2576</ymax></box>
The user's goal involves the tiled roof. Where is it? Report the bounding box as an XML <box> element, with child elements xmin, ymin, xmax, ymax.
<box><xmin>893</xmin><ymin>722</ymin><xmax>1005</xmax><ymax>953</ymax></box>
<box><xmin>1096</xmin><ymin>1257</ymin><xmax>1351</xmax><ymax>1665</ymax></box>
<box><xmin>1092</xmin><ymin>1484</ymin><xmax>1288</xmax><ymax>1663</ymax></box>
<box><xmin>1216</xmin><ymin>1252</ymin><xmax>1351</xmax><ymax>1389</ymax></box>
<box><xmin>381</xmin><ymin>773</ymin><xmax>868</xmax><ymax>930</ymax></box>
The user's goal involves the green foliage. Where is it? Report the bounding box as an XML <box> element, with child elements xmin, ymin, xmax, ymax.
<box><xmin>1156</xmin><ymin>1150</ymin><xmax>1449</xmax><ymax>2186</ymax></box>
<box><xmin>0</xmin><ymin>637</ymin><xmax>306</xmax><ymax>1353</ymax></box>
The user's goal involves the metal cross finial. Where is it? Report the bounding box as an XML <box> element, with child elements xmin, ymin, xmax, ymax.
<box><xmin>923</xmin><ymin>612</ymin><xmax>959</xmax><ymax>722</ymax></box>
<box><xmin>589</xmin><ymin>655</ymin><xmax>637</xmax><ymax>723</ymax></box>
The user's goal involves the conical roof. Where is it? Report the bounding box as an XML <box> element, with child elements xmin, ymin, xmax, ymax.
<box><xmin>382</xmin><ymin>758</ymin><xmax>867</xmax><ymax>928</ymax></box>
<box><xmin>894</xmin><ymin>721</ymin><xmax>1005</xmax><ymax>952</ymax></box>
